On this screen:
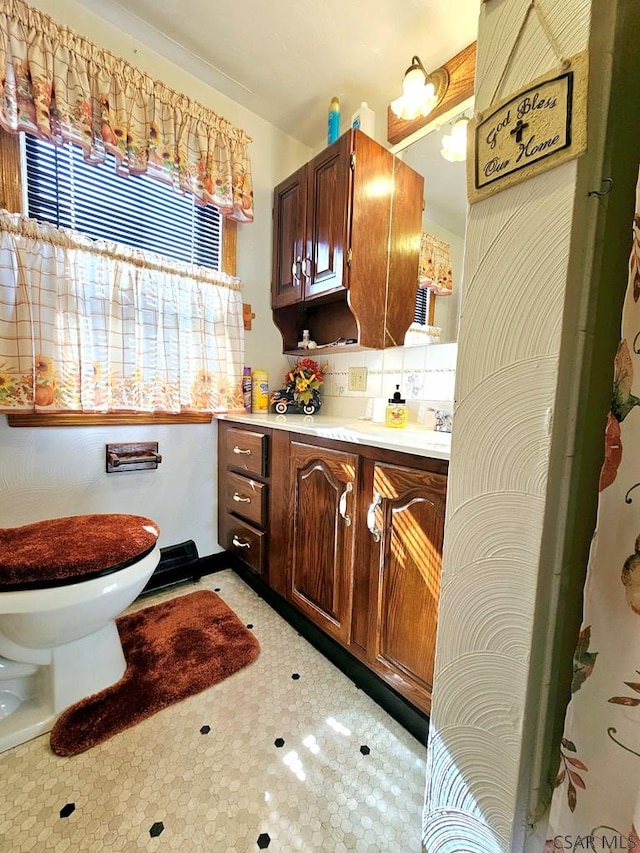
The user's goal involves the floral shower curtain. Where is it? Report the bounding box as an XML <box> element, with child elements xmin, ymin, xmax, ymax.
<box><xmin>0</xmin><ymin>0</ymin><xmax>254</xmax><ymax>221</ymax></box>
<box><xmin>0</xmin><ymin>211</ymin><xmax>245</xmax><ymax>413</ymax></box>
<box><xmin>545</xmin><ymin>173</ymin><xmax>640</xmax><ymax>846</ymax></box>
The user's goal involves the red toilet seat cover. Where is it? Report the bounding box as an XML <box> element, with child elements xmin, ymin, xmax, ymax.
<box><xmin>0</xmin><ymin>514</ymin><xmax>160</xmax><ymax>590</ymax></box>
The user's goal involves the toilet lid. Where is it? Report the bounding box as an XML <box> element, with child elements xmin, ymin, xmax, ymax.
<box><xmin>0</xmin><ymin>514</ymin><xmax>160</xmax><ymax>591</ymax></box>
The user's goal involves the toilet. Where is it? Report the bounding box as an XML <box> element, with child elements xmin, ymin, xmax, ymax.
<box><xmin>0</xmin><ymin>514</ymin><xmax>160</xmax><ymax>752</ymax></box>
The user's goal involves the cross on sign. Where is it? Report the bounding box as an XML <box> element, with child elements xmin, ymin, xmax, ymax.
<box><xmin>511</xmin><ymin>119</ymin><xmax>529</xmax><ymax>143</ymax></box>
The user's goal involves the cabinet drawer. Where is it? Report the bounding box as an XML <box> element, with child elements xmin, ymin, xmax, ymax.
<box><xmin>225</xmin><ymin>515</ymin><xmax>265</xmax><ymax>574</ymax></box>
<box><xmin>223</xmin><ymin>428</ymin><xmax>267</xmax><ymax>477</ymax></box>
<box><xmin>225</xmin><ymin>471</ymin><xmax>267</xmax><ymax>527</ymax></box>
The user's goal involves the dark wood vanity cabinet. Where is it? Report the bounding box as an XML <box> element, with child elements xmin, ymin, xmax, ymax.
<box><xmin>288</xmin><ymin>441</ymin><xmax>358</xmax><ymax>645</ymax></box>
<box><xmin>218</xmin><ymin>424</ymin><xmax>270</xmax><ymax>575</ymax></box>
<box><xmin>271</xmin><ymin>129</ymin><xmax>424</xmax><ymax>351</ymax></box>
<box><xmin>365</xmin><ymin>462</ymin><xmax>446</xmax><ymax>713</ymax></box>
<box><xmin>217</xmin><ymin>420</ymin><xmax>447</xmax><ymax>716</ymax></box>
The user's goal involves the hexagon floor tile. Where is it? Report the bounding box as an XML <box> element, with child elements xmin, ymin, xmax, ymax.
<box><xmin>0</xmin><ymin>570</ymin><xmax>426</xmax><ymax>852</ymax></box>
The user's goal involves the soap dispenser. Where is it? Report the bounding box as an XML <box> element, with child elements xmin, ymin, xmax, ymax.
<box><xmin>385</xmin><ymin>385</ymin><xmax>408</xmax><ymax>429</ymax></box>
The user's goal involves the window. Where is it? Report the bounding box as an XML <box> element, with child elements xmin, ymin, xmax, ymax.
<box><xmin>23</xmin><ymin>134</ymin><xmax>222</xmax><ymax>271</ymax></box>
<box><xmin>414</xmin><ymin>288</ymin><xmax>430</xmax><ymax>326</ymax></box>
<box><xmin>0</xmin><ymin>129</ymin><xmax>240</xmax><ymax>426</ymax></box>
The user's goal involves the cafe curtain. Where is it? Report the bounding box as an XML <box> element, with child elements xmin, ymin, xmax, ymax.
<box><xmin>418</xmin><ymin>233</ymin><xmax>453</xmax><ymax>296</ymax></box>
<box><xmin>0</xmin><ymin>211</ymin><xmax>245</xmax><ymax>413</ymax></box>
<box><xmin>0</xmin><ymin>0</ymin><xmax>254</xmax><ymax>222</ymax></box>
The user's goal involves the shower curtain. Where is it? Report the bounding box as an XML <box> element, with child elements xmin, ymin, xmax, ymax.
<box><xmin>545</xmin><ymin>171</ymin><xmax>640</xmax><ymax>846</ymax></box>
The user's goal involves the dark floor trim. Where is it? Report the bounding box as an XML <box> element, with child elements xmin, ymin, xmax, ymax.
<box><xmin>140</xmin><ymin>551</ymin><xmax>228</xmax><ymax>596</ymax></box>
<box><xmin>230</xmin><ymin>557</ymin><xmax>429</xmax><ymax>747</ymax></box>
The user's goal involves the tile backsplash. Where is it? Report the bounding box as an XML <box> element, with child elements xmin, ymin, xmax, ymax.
<box><xmin>313</xmin><ymin>342</ymin><xmax>457</xmax><ymax>423</ymax></box>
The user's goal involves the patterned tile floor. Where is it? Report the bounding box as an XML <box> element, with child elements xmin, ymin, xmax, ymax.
<box><xmin>0</xmin><ymin>570</ymin><xmax>427</xmax><ymax>852</ymax></box>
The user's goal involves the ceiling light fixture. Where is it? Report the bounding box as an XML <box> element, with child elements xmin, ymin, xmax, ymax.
<box><xmin>441</xmin><ymin>116</ymin><xmax>470</xmax><ymax>162</ymax></box>
<box><xmin>390</xmin><ymin>56</ymin><xmax>449</xmax><ymax>121</ymax></box>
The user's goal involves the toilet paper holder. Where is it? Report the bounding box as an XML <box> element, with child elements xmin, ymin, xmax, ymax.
<box><xmin>106</xmin><ymin>442</ymin><xmax>162</xmax><ymax>473</ymax></box>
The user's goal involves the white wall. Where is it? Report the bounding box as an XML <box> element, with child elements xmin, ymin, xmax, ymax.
<box><xmin>423</xmin><ymin>0</ymin><xmax>599</xmax><ymax>849</ymax></box>
<box><xmin>318</xmin><ymin>343</ymin><xmax>457</xmax><ymax>425</ymax></box>
<box><xmin>0</xmin><ymin>0</ymin><xmax>309</xmax><ymax>555</ymax></box>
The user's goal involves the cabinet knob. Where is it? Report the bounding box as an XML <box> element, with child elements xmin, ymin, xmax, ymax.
<box><xmin>367</xmin><ymin>492</ymin><xmax>382</xmax><ymax>542</ymax></box>
<box><xmin>232</xmin><ymin>535</ymin><xmax>251</xmax><ymax>549</ymax></box>
<box><xmin>339</xmin><ymin>481</ymin><xmax>353</xmax><ymax>526</ymax></box>
<box><xmin>233</xmin><ymin>492</ymin><xmax>251</xmax><ymax>503</ymax></box>
<box><xmin>233</xmin><ymin>446</ymin><xmax>252</xmax><ymax>455</ymax></box>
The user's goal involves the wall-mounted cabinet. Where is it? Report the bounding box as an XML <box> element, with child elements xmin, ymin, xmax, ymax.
<box><xmin>271</xmin><ymin>129</ymin><xmax>424</xmax><ymax>352</ymax></box>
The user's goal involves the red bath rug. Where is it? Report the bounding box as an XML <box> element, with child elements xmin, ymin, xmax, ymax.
<box><xmin>50</xmin><ymin>589</ymin><xmax>260</xmax><ymax>756</ymax></box>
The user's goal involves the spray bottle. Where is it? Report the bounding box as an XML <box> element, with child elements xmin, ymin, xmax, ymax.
<box><xmin>328</xmin><ymin>96</ymin><xmax>340</xmax><ymax>144</ymax></box>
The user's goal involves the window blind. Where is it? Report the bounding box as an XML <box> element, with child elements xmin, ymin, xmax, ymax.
<box><xmin>414</xmin><ymin>287</ymin><xmax>430</xmax><ymax>325</ymax></box>
<box><xmin>24</xmin><ymin>134</ymin><xmax>222</xmax><ymax>270</ymax></box>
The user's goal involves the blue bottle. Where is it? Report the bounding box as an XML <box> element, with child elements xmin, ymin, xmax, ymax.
<box><xmin>328</xmin><ymin>97</ymin><xmax>340</xmax><ymax>144</ymax></box>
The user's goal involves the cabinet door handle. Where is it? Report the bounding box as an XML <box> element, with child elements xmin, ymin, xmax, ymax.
<box><xmin>302</xmin><ymin>256</ymin><xmax>312</xmax><ymax>281</ymax></box>
<box><xmin>232</xmin><ymin>535</ymin><xmax>251</xmax><ymax>549</ymax></box>
<box><xmin>233</xmin><ymin>492</ymin><xmax>251</xmax><ymax>503</ymax></box>
<box><xmin>339</xmin><ymin>482</ymin><xmax>353</xmax><ymax>527</ymax></box>
<box><xmin>367</xmin><ymin>492</ymin><xmax>382</xmax><ymax>542</ymax></box>
<box><xmin>291</xmin><ymin>257</ymin><xmax>302</xmax><ymax>281</ymax></box>
<box><xmin>233</xmin><ymin>446</ymin><xmax>252</xmax><ymax>455</ymax></box>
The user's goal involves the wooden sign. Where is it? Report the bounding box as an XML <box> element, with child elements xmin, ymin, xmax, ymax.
<box><xmin>468</xmin><ymin>51</ymin><xmax>587</xmax><ymax>203</ymax></box>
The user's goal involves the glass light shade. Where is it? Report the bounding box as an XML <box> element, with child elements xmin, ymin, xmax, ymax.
<box><xmin>391</xmin><ymin>68</ymin><xmax>439</xmax><ymax>120</ymax></box>
<box><xmin>441</xmin><ymin>117</ymin><xmax>469</xmax><ymax>162</ymax></box>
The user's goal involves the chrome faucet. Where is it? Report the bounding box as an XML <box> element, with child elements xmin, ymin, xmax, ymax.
<box><xmin>434</xmin><ymin>410</ymin><xmax>453</xmax><ymax>433</ymax></box>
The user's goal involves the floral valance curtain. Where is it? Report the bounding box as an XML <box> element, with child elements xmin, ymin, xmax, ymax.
<box><xmin>418</xmin><ymin>233</ymin><xmax>453</xmax><ymax>296</ymax></box>
<box><xmin>0</xmin><ymin>211</ymin><xmax>245</xmax><ymax>413</ymax></box>
<box><xmin>0</xmin><ymin>0</ymin><xmax>254</xmax><ymax>222</ymax></box>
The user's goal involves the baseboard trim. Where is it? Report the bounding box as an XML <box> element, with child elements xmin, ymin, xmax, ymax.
<box><xmin>229</xmin><ymin>556</ymin><xmax>429</xmax><ymax>746</ymax></box>
<box><xmin>141</xmin><ymin>550</ymin><xmax>229</xmax><ymax>596</ymax></box>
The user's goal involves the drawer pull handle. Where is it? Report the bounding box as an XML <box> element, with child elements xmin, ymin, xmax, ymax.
<box><xmin>232</xmin><ymin>535</ymin><xmax>251</xmax><ymax>549</ymax></box>
<box><xmin>339</xmin><ymin>482</ymin><xmax>353</xmax><ymax>527</ymax></box>
<box><xmin>233</xmin><ymin>492</ymin><xmax>251</xmax><ymax>503</ymax></box>
<box><xmin>367</xmin><ymin>492</ymin><xmax>382</xmax><ymax>543</ymax></box>
<box><xmin>233</xmin><ymin>446</ymin><xmax>252</xmax><ymax>455</ymax></box>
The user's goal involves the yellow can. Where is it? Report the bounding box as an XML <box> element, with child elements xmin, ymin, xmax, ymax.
<box><xmin>251</xmin><ymin>370</ymin><xmax>269</xmax><ymax>412</ymax></box>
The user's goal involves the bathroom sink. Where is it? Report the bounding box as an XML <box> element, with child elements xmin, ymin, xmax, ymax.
<box><xmin>342</xmin><ymin>420</ymin><xmax>452</xmax><ymax>448</ymax></box>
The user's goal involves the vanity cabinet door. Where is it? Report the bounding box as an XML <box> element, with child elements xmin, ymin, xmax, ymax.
<box><xmin>366</xmin><ymin>462</ymin><xmax>447</xmax><ymax>714</ymax></box>
<box><xmin>288</xmin><ymin>441</ymin><xmax>358</xmax><ymax>644</ymax></box>
<box><xmin>272</xmin><ymin>164</ymin><xmax>307</xmax><ymax>308</ymax></box>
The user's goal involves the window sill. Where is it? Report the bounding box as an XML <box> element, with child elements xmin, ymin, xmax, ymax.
<box><xmin>6</xmin><ymin>412</ymin><xmax>213</xmax><ymax>427</ymax></box>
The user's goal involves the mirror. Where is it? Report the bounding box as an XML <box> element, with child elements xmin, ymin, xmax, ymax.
<box><xmin>394</xmin><ymin>98</ymin><xmax>472</xmax><ymax>345</ymax></box>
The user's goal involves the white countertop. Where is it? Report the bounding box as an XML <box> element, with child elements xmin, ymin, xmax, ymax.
<box><xmin>217</xmin><ymin>413</ymin><xmax>451</xmax><ymax>461</ymax></box>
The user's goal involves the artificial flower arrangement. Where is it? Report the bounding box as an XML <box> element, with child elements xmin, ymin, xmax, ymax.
<box><xmin>271</xmin><ymin>357</ymin><xmax>328</xmax><ymax>415</ymax></box>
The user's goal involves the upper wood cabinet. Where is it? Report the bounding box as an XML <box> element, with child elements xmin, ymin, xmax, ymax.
<box><xmin>271</xmin><ymin>129</ymin><xmax>424</xmax><ymax>351</ymax></box>
<box><xmin>272</xmin><ymin>164</ymin><xmax>307</xmax><ymax>308</ymax></box>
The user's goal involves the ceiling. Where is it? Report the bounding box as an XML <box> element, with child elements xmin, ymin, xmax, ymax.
<box><xmin>79</xmin><ymin>0</ymin><xmax>480</xmax><ymax>150</ymax></box>
<box><xmin>76</xmin><ymin>0</ymin><xmax>479</xmax><ymax>238</ymax></box>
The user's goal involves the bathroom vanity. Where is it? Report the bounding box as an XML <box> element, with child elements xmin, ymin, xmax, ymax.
<box><xmin>217</xmin><ymin>415</ymin><xmax>449</xmax><ymax>725</ymax></box>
